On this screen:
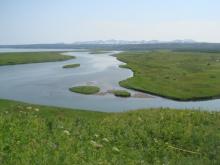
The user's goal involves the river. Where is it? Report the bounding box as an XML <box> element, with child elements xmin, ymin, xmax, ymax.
<box><xmin>0</xmin><ymin>49</ymin><xmax>219</xmax><ymax>112</ymax></box>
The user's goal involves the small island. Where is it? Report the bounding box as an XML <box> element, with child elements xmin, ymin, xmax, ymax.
<box><xmin>110</xmin><ymin>90</ymin><xmax>131</xmax><ymax>97</ymax></box>
<box><xmin>63</xmin><ymin>64</ymin><xmax>80</xmax><ymax>69</ymax></box>
<box><xmin>69</xmin><ymin>86</ymin><xmax>100</xmax><ymax>95</ymax></box>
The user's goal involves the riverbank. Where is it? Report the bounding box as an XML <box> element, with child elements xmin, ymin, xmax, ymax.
<box><xmin>0</xmin><ymin>52</ymin><xmax>74</xmax><ymax>65</ymax></box>
<box><xmin>0</xmin><ymin>99</ymin><xmax>219</xmax><ymax>164</ymax></box>
<box><xmin>117</xmin><ymin>51</ymin><xmax>220</xmax><ymax>101</ymax></box>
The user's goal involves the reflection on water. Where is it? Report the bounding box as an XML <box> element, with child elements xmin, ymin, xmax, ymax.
<box><xmin>0</xmin><ymin>49</ymin><xmax>220</xmax><ymax>112</ymax></box>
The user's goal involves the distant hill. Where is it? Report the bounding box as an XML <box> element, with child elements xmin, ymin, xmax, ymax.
<box><xmin>1</xmin><ymin>42</ymin><xmax>220</xmax><ymax>52</ymax></box>
<box><xmin>73</xmin><ymin>39</ymin><xmax>197</xmax><ymax>45</ymax></box>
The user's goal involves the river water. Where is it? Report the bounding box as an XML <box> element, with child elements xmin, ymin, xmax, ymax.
<box><xmin>0</xmin><ymin>49</ymin><xmax>219</xmax><ymax>112</ymax></box>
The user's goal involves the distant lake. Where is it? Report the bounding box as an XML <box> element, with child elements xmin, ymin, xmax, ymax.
<box><xmin>0</xmin><ymin>49</ymin><xmax>220</xmax><ymax>112</ymax></box>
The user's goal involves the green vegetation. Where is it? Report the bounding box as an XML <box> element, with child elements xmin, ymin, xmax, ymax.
<box><xmin>0</xmin><ymin>52</ymin><xmax>74</xmax><ymax>66</ymax></box>
<box><xmin>117</xmin><ymin>51</ymin><xmax>220</xmax><ymax>101</ymax></box>
<box><xmin>69</xmin><ymin>86</ymin><xmax>100</xmax><ymax>95</ymax></box>
<box><xmin>62</xmin><ymin>63</ymin><xmax>80</xmax><ymax>68</ymax></box>
<box><xmin>110</xmin><ymin>90</ymin><xmax>131</xmax><ymax>97</ymax></box>
<box><xmin>0</xmin><ymin>99</ymin><xmax>219</xmax><ymax>164</ymax></box>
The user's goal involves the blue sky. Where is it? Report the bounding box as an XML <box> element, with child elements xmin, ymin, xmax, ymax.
<box><xmin>0</xmin><ymin>0</ymin><xmax>220</xmax><ymax>44</ymax></box>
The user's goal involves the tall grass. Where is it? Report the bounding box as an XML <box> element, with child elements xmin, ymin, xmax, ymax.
<box><xmin>0</xmin><ymin>99</ymin><xmax>219</xmax><ymax>164</ymax></box>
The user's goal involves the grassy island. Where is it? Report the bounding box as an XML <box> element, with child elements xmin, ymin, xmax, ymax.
<box><xmin>110</xmin><ymin>90</ymin><xmax>131</xmax><ymax>97</ymax></box>
<box><xmin>117</xmin><ymin>51</ymin><xmax>220</xmax><ymax>101</ymax></box>
<box><xmin>0</xmin><ymin>52</ymin><xmax>74</xmax><ymax>66</ymax></box>
<box><xmin>0</xmin><ymin>99</ymin><xmax>219</xmax><ymax>164</ymax></box>
<box><xmin>69</xmin><ymin>86</ymin><xmax>100</xmax><ymax>95</ymax></box>
<box><xmin>63</xmin><ymin>63</ymin><xmax>80</xmax><ymax>68</ymax></box>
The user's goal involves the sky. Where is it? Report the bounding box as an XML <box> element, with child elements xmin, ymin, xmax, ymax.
<box><xmin>0</xmin><ymin>0</ymin><xmax>220</xmax><ymax>44</ymax></box>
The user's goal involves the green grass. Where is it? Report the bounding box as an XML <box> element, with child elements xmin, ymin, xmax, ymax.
<box><xmin>69</xmin><ymin>86</ymin><xmax>100</xmax><ymax>95</ymax></box>
<box><xmin>110</xmin><ymin>90</ymin><xmax>131</xmax><ymax>97</ymax></box>
<box><xmin>117</xmin><ymin>51</ymin><xmax>220</xmax><ymax>101</ymax></box>
<box><xmin>0</xmin><ymin>99</ymin><xmax>219</xmax><ymax>164</ymax></box>
<box><xmin>0</xmin><ymin>52</ymin><xmax>75</xmax><ymax>66</ymax></box>
<box><xmin>62</xmin><ymin>63</ymin><xmax>80</xmax><ymax>68</ymax></box>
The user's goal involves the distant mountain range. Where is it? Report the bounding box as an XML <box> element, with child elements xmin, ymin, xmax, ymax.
<box><xmin>1</xmin><ymin>40</ymin><xmax>220</xmax><ymax>52</ymax></box>
<box><xmin>73</xmin><ymin>39</ymin><xmax>197</xmax><ymax>45</ymax></box>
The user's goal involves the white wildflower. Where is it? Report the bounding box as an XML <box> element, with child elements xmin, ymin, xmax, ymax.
<box><xmin>26</xmin><ymin>106</ymin><xmax>32</xmax><ymax>110</ymax></box>
<box><xmin>102</xmin><ymin>138</ymin><xmax>109</xmax><ymax>143</ymax></box>
<box><xmin>90</xmin><ymin>140</ymin><xmax>103</xmax><ymax>149</ymax></box>
<box><xmin>63</xmin><ymin>130</ymin><xmax>70</xmax><ymax>136</ymax></box>
<box><xmin>154</xmin><ymin>138</ymin><xmax>158</xmax><ymax>143</ymax></box>
<box><xmin>35</xmin><ymin>108</ymin><xmax>39</xmax><ymax>112</ymax></box>
<box><xmin>94</xmin><ymin>134</ymin><xmax>99</xmax><ymax>138</ymax></box>
<box><xmin>112</xmin><ymin>146</ymin><xmax>120</xmax><ymax>152</ymax></box>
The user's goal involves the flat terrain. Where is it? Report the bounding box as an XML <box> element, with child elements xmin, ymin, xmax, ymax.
<box><xmin>117</xmin><ymin>51</ymin><xmax>220</xmax><ymax>100</ymax></box>
<box><xmin>0</xmin><ymin>52</ymin><xmax>74</xmax><ymax>65</ymax></box>
<box><xmin>0</xmin><ymin>99</ymin><xmax>219</xmax><ymax>164</ymax></box>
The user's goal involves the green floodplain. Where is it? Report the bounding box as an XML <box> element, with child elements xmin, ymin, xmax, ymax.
<box><xmin>1</xmin><ymin>50</ymin><xmax>220</xmax><ymax>101</ymax></box>
<box><xmin>0</xmin><ymin>52</ymin><xmax>74</xmax><ymax>66</ymax></box>
<box><xmin>117</xmin><ymin>51</ymin><xmax>220</xmax><ymax>101</ymax></box>
<box><xmin>0</xmin><ymin>99</ymin><xmax>219</xmax><ymax>164</ymax></box>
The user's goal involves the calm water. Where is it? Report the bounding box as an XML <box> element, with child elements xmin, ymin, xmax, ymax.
<box><xmin>0</xmin><ymin>49</ymin><xmax>220</xmax><ymax>112</ymax></box>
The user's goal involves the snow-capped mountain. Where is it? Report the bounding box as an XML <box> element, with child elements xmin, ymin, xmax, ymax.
<box><xmin>73</xmin><ymin>39</ymin><xmax>196</xmax><ymax>45</ymax></box>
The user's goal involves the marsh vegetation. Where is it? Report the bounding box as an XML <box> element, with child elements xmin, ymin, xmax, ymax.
<box><xmin>117</xmin><ymin>51</ymin><xmax>220</xmax><ymax>101</ymax></box>
<box><xmin>0</xmin><ymin>52</ymin><xmax>75</xmax><ymax>65</ymax></box>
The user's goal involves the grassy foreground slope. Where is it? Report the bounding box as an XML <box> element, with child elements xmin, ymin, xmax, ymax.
<box><xmin>0</xmin><ymin>99</ymin><xmax>219</xmax><ymax>164</ymax></box>
<box><xmin>0</xmin><ymin>52</ymin><xmax>74</xmax><ymax>65</ymax></box>
<box><xmin>117</xmin><ymin>51</ymin><xmax>220</xmax><ymax>101</ymax></box>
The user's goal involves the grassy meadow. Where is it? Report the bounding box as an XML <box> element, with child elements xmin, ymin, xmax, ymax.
<box><xmin>0</xmin><ymin>99</ymin><xmax>220</xmax><ymax>164</ymax></box>
<box><xmin>0</xmin><ymin>52</ymin><xmax>74</xmax><ymax>66</ymax></box>
<box><xmin>117</xmin><ymin>51</ymin><xmax>220</xmax><ymax>101</ymax></box>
